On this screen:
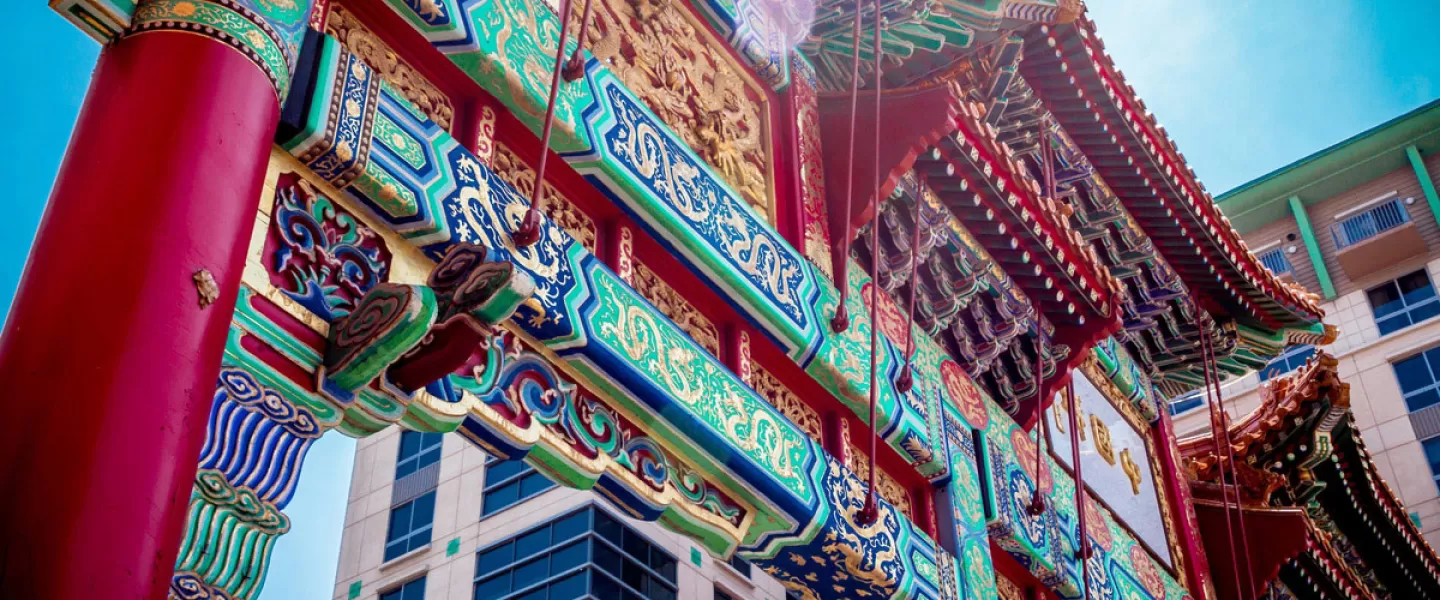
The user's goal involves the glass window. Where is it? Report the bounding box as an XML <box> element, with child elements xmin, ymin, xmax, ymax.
<box><xmin>1168</xmin><ymin>391</ymin><xmax>1204</xmax><ymax>416</ymax></box>
<box><xmin>1368</xmin><ymin>270</ymin><xmax>1440</xmax><ymax>335</ymax></box>
<box><xmin>396</xmin><ymin>430</ymin><xmax>444</xmax><ymax>479</ymax></box>
<box><xmin>474</xmin><ymin>505</ymin><xmax>678</xmax><ymax>600</ymax></box>
<box><xmin>1258</xmin><ymin>345</ymin><xmax>1316</xmax><ymax>382</ymax></box>
<box><xmin>1394</xmin><ymin>351</ymin><xmax>1440</xmax><ymax>413</ymax></box>
<box><xmin>482</xmin><ymin>456</ymin><xmax>555</xmax><ymax>517</ymax></box>
<box><xmin>381</xmin><ymin>577</ymin><xmax>427</xmax><ymax>600</ymax></box>
<box><xmin>727</xmin><ymin>555</ymin><xmax>751</xmax><ymax>578</ymax></box>
<box><xmin>1424</xmin><ymin>437</ymin><xmax>1440</xmax><ymax>489</ymax></box>
<box><xmin>385</xmin><ymin>491</ymin><xmax>436</xmax><ymax>561</ymax></box>
<box><xmin>716</xmin><ymin>589</ymin><xmax>738</xmax><ymax>600</ymax></box>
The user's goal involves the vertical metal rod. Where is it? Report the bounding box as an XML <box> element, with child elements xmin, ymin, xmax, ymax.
<box><xmin>859</xmin><ymin>0</ymin><xmax>885</xmax><ymax>526</ymax></box>
<box><xmin>1028</xmin><ymin>334</ymin><xmax>1047</xmax><ymax>515</ymax></box>
<box><xmin>1205</xmin><ymin>328</ymin><xmax>1260</xmax><ymax>599</ymax></box>
<box><xmin>513</xmin><ymin>0</ymin><xmax>577</xmax><ymax>248</ymax></box>
<box><xmin>831</xmin><ymin>0</ymin><xmax>866</xmax><ymax>333</ymax></box>
<box><xmin>562</xmin><ymin>0</ymin><xmax>596</xmax><ymax>81</ymax></box>
<box><xmin>1066</xmin><ymin>379</ymin><xmax>1092</xmax><ymax>598</ymax></box>
<box><xmin>1200</xmin><ymin>325</ymin><xmax>1246</xmax><ymax>599</ymax></box>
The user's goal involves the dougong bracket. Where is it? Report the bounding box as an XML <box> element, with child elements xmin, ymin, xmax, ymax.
<box><xmin>316</xmin><ymin>242</ymin><xmax>535</xmax><ymax>404</ymax></box>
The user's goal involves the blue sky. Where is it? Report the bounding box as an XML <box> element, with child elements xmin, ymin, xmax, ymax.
<box><xmin>0</xmin><ymin>1</ymin><xmax>1436</xmax><ymax>599</ymax></box>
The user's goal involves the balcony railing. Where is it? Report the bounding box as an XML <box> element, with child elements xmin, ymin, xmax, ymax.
<box><xmin>1332</xmin><ymin>198</ymin><xmax>1411</xmax><ymax>249</ymax></box>
<box><xmin>1257</xmin><ymin>247</ymin><xmax>1292</xmax><ymax>276</ymax></box>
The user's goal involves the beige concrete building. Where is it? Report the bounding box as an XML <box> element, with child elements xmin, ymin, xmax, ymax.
<box><xmin>331</xmin><ymin>425</ymin><xmax>790</xmax><ymax>600</ymax></box>
<box><xmin>1172</xmin><ymin>99</ymin><xmax>1440</xmax><ymax>547</ymax></box>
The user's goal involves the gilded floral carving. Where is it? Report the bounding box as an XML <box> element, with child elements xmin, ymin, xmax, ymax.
<box><xmin>751</xmin><ymin>364</ymin><xmax>823</xmax><ymax>443</ymax></box>
<box><xmin>632</xmin><ymin>260</ymin><xmax>721</xmax><ymax>357</ymax></box>
<box><xmin>572</xmin><ymin>0</ymin><xmax>773</xmax><ymax>219</ymax></box>
<box><xmin>326</xmin><ymin>4</ymin><xmax>454</xmax><ymax>130</ymax></box>
<box><xmin>845</xmin><ymin>441</ymin><xmax>914</xmax><ymax>518</ymax></box>
<box><xmin>996</xmin><ymin>572</ymin><xmax>1025</xmax><ymax>600</ymax></box>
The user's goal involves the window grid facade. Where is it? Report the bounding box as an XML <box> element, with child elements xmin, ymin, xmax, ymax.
<box><xmin>385</xmin><ymin>490</ymin><xmax>436</xmax><ymax>561</ymax></box>
<box><xmin>396</xmin><ymin>430</ymin><xmax>444</xmax><ymax>479</ymax></box>
<box><xmin>473</xmin><ymin>505</ymin><xmax>679</xmax><ymax>600</ymax></box>
<box><xmin>1368</xmin><ymin>270</ymin><xmax>1440</xmax><ymax>336</ymax></box>
<box><xmin>482</xmin><ymin>456</ymin><xmax>555</xmax><ymax>517</ymax></box>
<box><xmin>1394</xmin><ymin>347</ymin><xmax>1440</xmax><ymax>413</ymax></box>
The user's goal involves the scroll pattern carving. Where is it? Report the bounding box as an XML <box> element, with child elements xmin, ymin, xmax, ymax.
<box><xmin>750</xmin><ymin>364</ymin><xmax>823</xmax><ymax>443</ymax></box>
<box><xmin>325</xmin><ymin>4</ymin><xmax>454</xmax><ymax>130</ymax></box>
<box><xmin>573</xmin><ymin>0</ymin><xmax>773</xmax><ymax>219</ymax></box>
<box><xmin>490</xmin><ymin>142</ymin><xmax>598</xmax><ymax>252</ymax></box>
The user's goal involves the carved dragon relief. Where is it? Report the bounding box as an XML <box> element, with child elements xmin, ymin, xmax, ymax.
<box><xmin>572</xmin><ymin>0</ymin><xmax>774</xmax><ymax>220</ymax></box>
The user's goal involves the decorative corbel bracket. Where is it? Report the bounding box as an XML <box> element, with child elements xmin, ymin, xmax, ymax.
<box><xmin>316</xmin><ymin>243</ymin><xmax>534</xmax><ymax>405</ymax></box>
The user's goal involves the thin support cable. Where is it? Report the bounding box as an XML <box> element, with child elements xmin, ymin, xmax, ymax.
<box><xmin>830</xmin><ymin>0</ymin><xmax>866</xmax><ymax>333</ymax></box>
<box><xmin>1028</xmin><ymin>334</ymin><xmax>1047</xmax><ymax>515</ymax></box>
<box><xmin>1206</xmin><ymin>328</ymin><xmax>1260</xmax><ymax>600</ymax></box>
<box><xmin>512</xmin><ymin>0</ymin><xmax>577</xmax><ymax>248</ymax></box>
<box><xmin>1200</xmin><ymin>325</ymin><xmax>1245</xmax><ymax>600</ymax></box>
<box><xmin>561</xmin><ymin>0</ymin><xmax>596</xmax><ymax>81</ymax></box>
<box><xmin>857</xmin><ymin>0</ymin><xmax>884</xmax><ymax>527</ymax></box>
<box><xmin>1067</xmin><ymin>379</ymin><xmax>1092</xmax><ymax>598</ymax></box>
<box><xmin>895</xmin><ymin>183</ymin><xmax>924</xmax><ymax>393</ymax></box>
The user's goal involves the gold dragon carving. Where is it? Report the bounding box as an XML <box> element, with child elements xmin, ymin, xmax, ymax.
<box><xmin>823</xmin><ymin>455</ymin><xmax>902</xmax><ymax>593</ymax></box>
<box><xmin>571</xmin><ymin>0</ymin><xmax>773</xmax><ymax>219</ymax></box>
<box><xmin>326</xmin><ymin>4</ymin><xmax>454</xmax><ymax>130</ymax></box>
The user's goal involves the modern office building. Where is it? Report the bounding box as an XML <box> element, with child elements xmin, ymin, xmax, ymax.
<box><xmin>1177</xmin><ymin>98</ymin><xmax>1440</xmax><ymax>546</ymax></box>
<box><xmin>332</xmin><ymin>428</ymin><xmax>789</xmax><ymax>600</ymax></box>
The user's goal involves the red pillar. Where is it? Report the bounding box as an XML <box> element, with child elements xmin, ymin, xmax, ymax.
<box><xmin>0</xmin><ymin>25</ymin><xmax>282</xmax><ymax>598</ymax></box>
<box><xmin>1156</xmin><ymin>410</ymin><xmax>1217</xmax><ymax>600</ymax></box>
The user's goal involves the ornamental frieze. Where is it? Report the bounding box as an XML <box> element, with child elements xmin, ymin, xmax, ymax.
<box><xmin>633</xmin><ymin>260</ymin><xmax>722</xmax><ymax>357</ymax></box>
<box><xmin>264</xmin><ymin>173</ymin><xmax>393</xmax><ymax>322</ymax></box>
<box><xmin>490</xmin><ymin>142</ymin><xmax>598</xmax><ymax>252</ymax></box>
<box><xmin>749</xmin><ymin>363</ymin><xmax>823</xmax><ymax>444</ymax></box>
<box><xmin>325</xmin><ymin>4</ymin><xmax>455</xmax><ymax>130</ymax></box>
<box><xmin>843</xmin><ymin>439</ymin><xmax>914</xmax><ymax>520</ymax></box>
<box><xmin>571</xmin><ymin>0</ymin><xmax>774</xmax><ymax>220</ymax></box>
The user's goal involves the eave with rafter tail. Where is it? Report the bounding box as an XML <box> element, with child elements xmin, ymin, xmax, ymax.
<box><xmin>1179</xmin><ymin>353</ymin><xmax>1440</xmax><ymax>600</ymax></box>
<box><xmin>800</xmin><ymin>0</ymin><xmax>1084</xmax><ymax>91</ymax></box>
<box><xmin>1018</xmin><ymin>18</ymin><xmax>1325</xmax><ymax>333</ymax></box>
<box><xmin>815</xmin><ymin>77</ymin><xmax>1123</xmax><ymax>412</ymax></box>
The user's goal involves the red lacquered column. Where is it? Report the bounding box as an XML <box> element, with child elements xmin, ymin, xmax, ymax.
<box><xmin>1156</xmin><ymin>410</ymin><xmax>1217</xmax><ymax>600</ymax></box>
<box><xmin>0</xmin><ymin>13</ymin><xmax>292</xmax><ymax>599</ymax></box>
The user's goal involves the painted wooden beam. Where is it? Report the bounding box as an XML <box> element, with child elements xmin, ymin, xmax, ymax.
<box><xmin>1406</xmin><ymin>145</ymin><xmax>1440</xmax><ymax>230</ymax></box>
<box><xmin>1288</xmin><ymin>195</ymin><xmax>1337</xmax><ymax>300</ymax></box>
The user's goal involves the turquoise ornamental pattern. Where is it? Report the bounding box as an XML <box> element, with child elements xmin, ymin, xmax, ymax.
<box><xmin>263</xmin><ymin>14</ymin><xmax>1195</xmax><ymax>597</ymax></box>
<box><xmin>264</xmin><ymin>32</ymin><xmax>958</xmax><ymax>598</ymax></box>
